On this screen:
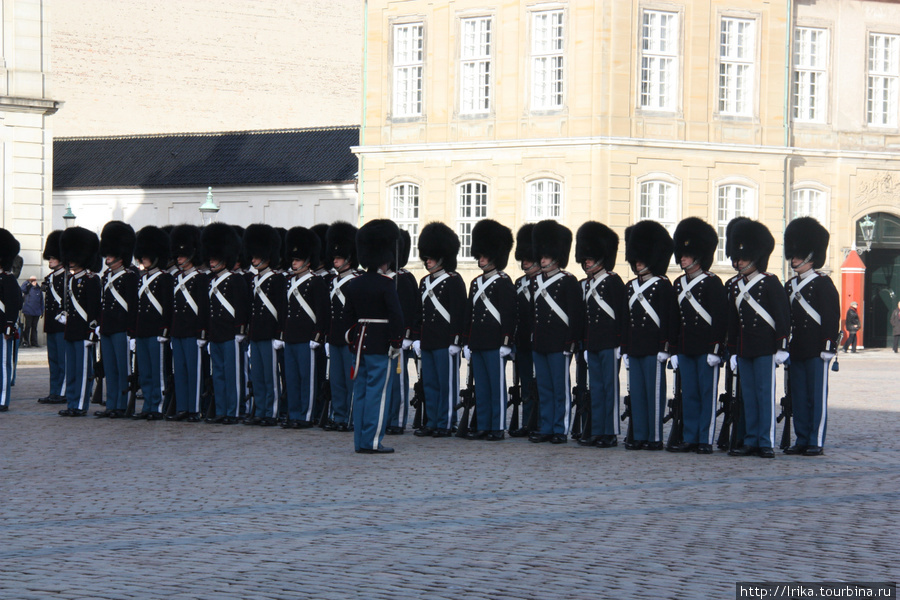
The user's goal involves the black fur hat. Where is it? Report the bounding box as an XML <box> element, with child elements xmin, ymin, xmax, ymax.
<box><xmin>284</xmin><ymin>226</ymin><xmax>320</xmax><ymax>267</ymax></box>
<box><xmin>170</xmin><ymin>224</ymin><xmax>201</xmax><ymax>266</ymax></box>
<box><xmin>357</xmin><ymin>219</ymin><xmax>400</xmax><ymax>271</ymax></box>
<box><xmin>575</xmin><ymin>221</ymin><xmax>619</xmax><ymax>272</ymax></box>
<box><xmin>0</xmin><ymin>228</ymin><xmax>19</xmax><ymax>272</ymax></box>
<box><xmin>471</xmin><ymin>219</ymin><xmax>514</xmax><ymax>271</ymax></box>
<box><xmin>275</xmin><ymin>226</ymin><xmax>288</xmax><ymax>269</ymax></box>
<box><xmin>230</xmin><ymin>225</ymin><xmax>246</xmax><ymax>268</ymax></box>
<box><xmin>624</xmin><ymin>220</ymin><xmax>674</xmax><ymax>277</ymax></box>
<box><xmin>201</xmin><ymin>223</ymin><xmax>241</xmax><ymax>270</ymax></box>
<box><xmin>398</xmin><ymin>229</ymin><xmax>411</xmax><ymax>269</ymax></box>
<box><xmin>311</xmin><ymin>223</ymin><xmax>329</xmax><ymax>269</ymax></box>
<box><xmin>326</xmin><ymin>221</ymin><xmax>359</xmax><ymax>269</ymax></box>
<box><xmin>784</xmin><ymin>217</ymin><xmax>829</xmax><ymax>270</ymax></box>
<box><xmin>532</xmin><ymin>220</ymin><xmax>572</xmax><ymax>269</ymax></box>
<box><xmin>514</xmin><ymin>224</ymin><xmax>537</xmax><ymax>264</ymax></box>
<box><xmin>418</xmin><ymin>222</ymin><xmax>460</xmax><ymax>272</ymax></box>
<box><xmin>243</xmin><ymin>223</ymin><xmax>281</xmax><ymax>268</ymax></box>
<box><xmin>43</xmin><ymin>230</ymin><xmax>63</xmax><ymax>261</ymax></box>
<box><xmin>724</xmin><ymin>216</ymin><xmax>752</xmax><ymax>262</ymax></box>
<box><xmin>728</xmin><ymin>219</ymin><xmax>775</xmax><ymax>273</ymax></box>
<box><xmin>673</xmin><ymin>217</ymin><xmax>718</xmax><ymax>272</ymax></box>
<box><xmin>99</xmin><ymin>221</ymin><xmax>136</xmax><ymax>266</ymax></box>
<box><xmin>60</xmin><ymin>226</ymin><xmax>99</xmax><ymax>270</ymax></box>
<box><xmin>134</xmin><ymin>226</ymin><xmax>170</xmax><ymax>268</ymax></box>
<box><xmin>12</xmin><ymin>255</ymin><xmax>23</xmax><ymax>278</ymax></box>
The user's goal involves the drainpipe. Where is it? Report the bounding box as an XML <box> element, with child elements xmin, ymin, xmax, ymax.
<box><xmin>358</xmin><ymin>0</ymin><xmax>369</xmax><ymax>227</ymax></box>
<box><xmin>782</xmin><ymin>0</ymin><xmax>793</xmax><ymax>283</ymax></box>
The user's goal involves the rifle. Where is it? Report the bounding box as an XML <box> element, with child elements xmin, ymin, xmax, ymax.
<box><xmin>507</xmin><ymin>358</ymin><xmax>521</xmax><ymax>432</ymax></box>
<box><xmin>776</xmin><ymin>362</ymin><xmax>792</xmax><ymax>450</ymax></box>
<box><xmin>716</xmin><ymin>362</ymin><xmax>734</xmax><ymax>450</ymax></box>
<box><xmin>317</xmin><ymin>357</ymin><xmax>332</xmax><ymax>429</ymax></box>
<box><xmin>161</xmin><ymin>341</ymin><xmax>176</xmax><ymax>417</ymax></box>
<box><xmin>621</xmin><ymin>361</ymin><xmax>633</xmax><ymax>445</ymax></box>
<box><xmin>455</xmin><ymin>360</ymin><xmax>476</xmax><ymax>438</ymax></box>
<box><xmin>728</xmin><ymin>367</ymin><xmax>744</xmax><ymax>452</ymax></box>
<box><xmin>571</xmin><ymin>353</ymin><xmax>591</xmax><ymax>441</ymax></box>
<box><xmin>411</xmin><ymin>356</ymin><xmax>427</xmax><ymax>430</ymax></box>
<box><xmin>664</xmin><ymin>362</ymin><xmax>684</xmax><ymax>449</ymax></box>
<box><xmin>91</xmin><ymin>343</ymin><xmax>105</xmax><ymax>406</ymax></box>
<box><xmin>124</xmin><ymin>343</ymin><xmax>139</xmax><ymax>417</ymax></box>
<box><xmin>199</xmin><ymin>348</ymin><xmax>215</xmax><ymax>417</ymax></box>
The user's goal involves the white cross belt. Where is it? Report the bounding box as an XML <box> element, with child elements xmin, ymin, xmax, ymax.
<box><xmin>536</xmin><ymin>272</ymin><xmax>569</xmax><ymax>326</ymax></box>
<box><xmin>473</xmin><ymin>273</ymin><xmax>502</xmax><ymax>324</ymax></box>
<box><xmin>68</xmin><ymin>277</ymin><xmax>88</xmax><ymax>322</ymax></box>
<box><xmin>790</xmin><ymin>273</ymin><xmax>821</xmax><ymax>325</ymax></box>
<box><xmin>289</xmin><ymin>272</ymin><xmax>316</xmax><ymax>324</ymax></box>
<box><xmin>139</xmin><ymin>271</ymin><xmax>164</xmax><ymax>316</ymax></box>
<box><xmin>422</xmin><ymin>272</ymin><xmax>452</xmax><ymax>324</ymax></box>
<box><xmin>736</xmin><ymin>272</ymin><xmax>776</xmax><ymax>330</ymax></box>
<box><xmin>629</xmin><ymin>276</ymin><xmax>661</xmax><ymax>328</ymax></box>
<box><xmin>210</xmin><ymin>272</ymin><xmax>235</xmax><ymax>318</ymax></box>
<box><xmin>586</xmin><ymin>272</ymin><xmax>615</xmax><ymax>320</ymax></box>
<box><xmin>105</xmin><ymin>270</ymin><xmax>129</xmax><ymax>312</ymax></box>
<box><xmin>330</xmin><ymin>273</ymin><xmax>355</xmax><ymax>306</ymax></box>
<box><xmin>175</xmin><ymin>271</ymin><xmax>200</xmax><ymax>315</ymax></box>
<box><xmin>678</xmin><ymin>273</ymin><xmax>713</xmax><ymax>326</ymax></box>
<box><xmin>254</xmin><ymin>271</ymin><xmax>279</xmax><ymax>320</ymax></box>
<box><xmin>49</xmin><ymin>273</ymin><xmax>63</xmax><ymax>306</ymax></box>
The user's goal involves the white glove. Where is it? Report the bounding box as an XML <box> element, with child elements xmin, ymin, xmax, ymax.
<box><xmin>729</xmin><ymin>355</ymin><xmax>738</xmax><ymax>373</ymax></box>
<box><xmin>462</xmin><ymin>345</ymin><xmax>471</xmax><ymax>360</ymax></box>
<box><xmin>622</xmin><ymin>354</ymin><xmax>629</xmax><ymax>370</ymax></box>
<box><xmin>669</xmin><ymin>354</ymin><xmax>679</xmax><ymax>370</ymax></box>
<box><xmin>235</xmin><ymin>334</ymin><xmax>246</xmax><ymax>344</ymax></box>
<box><xmin>272</xmin><ymin>339</ymin><xmax>284</xmax><ymax>350</ymax></box>
<box><xmin>401</xmin><ymin>339</ymin><xmax>413</xmax><ymax>351</ymax></box>
<box><xmin>157</xmin><ymin>336</ymin><xmax>169</xmax><ymax>343</ymax></box>
<box><xmin>820</xmin><ymin>351</ymin><xmax>835</xmax><ymax>362</ymax></box>
<box><xmin>448</xmin><ymin>344</ymin><xmax>461</xmax><ymax>356</ymax></box>
<box><xmin>657</xmin><ymin>351</ymin><xmax>670</xmax><ymax>363</ymax></box>
<box><xmin>197</xmin><ymin>339</ymin><xmax>208</xmax><ymax>348</ymax></box>
<box><xmin>583</xmin><ymin>350</ymin><xmax>589</xmax><ymax>362</ymax></box>
<box><xmin>707</xmin><ymin>353</ymin><xmax>722</xmax><ymax>368</ymax></box>
<box><xmin>614</xmin><ymin>347</ymin><xmax>622</xmax><ymax>360</ymax></box>
<box><xmin>55</xmin><ymin>313</ymin><xmax>67</xmax><ymax>325</ymax></box>
<box><xmin>775</xmin><ymin>350</ymin><xmax>790</xmax><ymax>365</ymax></box>
<box><xmin>388</xmin><ymin>346</ymin><xmax>401</xmax><ymax>359</ymax></box>
<box><xmin>129</xmin><ymin>338</ymin><xmax>136</xmax><ymax>352</ymax></box>
<box><xmin>412</xmin><ymin>340</ymin><xmax>421</xmax><ymax>357</ymax></box>
<box><xmin>94</xmin><ymin>326</ymin><xmax>101</xmax><ymax>338</ymax></box>
<box><xmin>309</xmin><ymin>340</ymin><xmax>321</xmax><ymax>350</ymax></box>
<box><xmin>499</xmin><ymin>345</ymin><xmax>512</xmax><ymax>359</ymax></box>
<box><xmin>324</xmin><ymin>342</ymin><xmax>331</xmax><ymax>358</ymax></box>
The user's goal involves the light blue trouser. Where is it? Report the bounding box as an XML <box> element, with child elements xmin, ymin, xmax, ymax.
<box><xmin>136</xmin><ymin>337</ymin><xmax>164</xmax><ymax>414</ymax></box>
<box><xmin>172</xmin><ymin>337</ymin><xmax>202</xmax><ymax>414</ymax></box>
<box><xmin>514</xmin><ymin>348</ymin><xmax>536</xmax><ymax>429</ymax></box>
<box><xmin>65</xmin><ymin>340</ymin><xmax>93</xmax><ymax>412</ymax></box>
<box><xmin>0</xmin><ymin>337</ymin><xmax>14</xmax><ymax>408</ymax></box>
<box><xmin>329</xmin><ymin>344</ymin><xmax>354</xmax><ymax>425</ymax></box>
<box><xmin>678</xmin><ymin>354</ymin><xmax>720</xmax><ymax>445</ymax></box>
<box><xmin>628</xmin><ymin>355</ymin><xmax>667</xmax><ymax>443</ymax></box>
<box><xmin>586</xmin><ymin>348</ymin><xmax>620</xmax><ymax>437</ymax></box>
<box><xmin>738</xmin><ymin>355</ymin><xmax>777</xmax><ymax>449</ymax></box>
<box><xmin>285</xmin><ymin>342</ymin><xmax>316</xmax><ymax>421</ymax></box>
<box><xmin>532</xmin><ymin>351</ymin><xmax>571</xmax><ymax>436</ymax></box>
<box><xmin>352</xmin><ymin>353</ymin><xmax>393</xmax><ymax>451</ymax></box>
<box><xmin>249</xmin><ymin>339</ymin><xmax>280</xmax><ymax>419</ymax></box>
<box><xmin>47</xmin><ymin>332</ymin><xmax>67</xmax><ymax>397</ymax></box>
<box><xmin>790</xmin><ymin>356</ymin><xmax>829</xmax><ymax>448</ymax></box>
<box><xmin>421</xmin><ymin>347</ymin><xmax>459</xmax><ymax>431</ymax></box>
<box><xmin>472</xmin><ymin>349</ymin><xmax>507</xmax><ymax>433</ymax></box>
<box><xmin>210</xmin><ymin>339</ymin><xmax>241</xmax><ymax>418</ymax></box>
<box><xmin>101</xmin><ymin>332</ymin><xmax>128</xmax><ymax>411</ymax></box>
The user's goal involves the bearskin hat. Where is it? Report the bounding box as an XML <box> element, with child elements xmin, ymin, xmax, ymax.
<box><xmin>12</xmin><ymin>255</ymin><xmax>24</xmax><ymax>278</ymax></box>
<box><xmin>357</xmin><ymin>219</ymin><xmax>400</xmax><ymax>271</ymax></box>
<box><xmin>98</xmin><ymin>221</ymin><xmax>136</xmax><ymax>265</ymax></box>
<box><xmin>311</xmin><ymin>223</ymin><xmax>330</xmax><ymax>269</ymax></box>
<box><xmin>728</xmin><ymin>219</ymin><xmax>775</xmax><ymax>273</ymax></box>
<box><xmin>243</xmin><ymin>224</ymin><xmax>281</xmax><ymax>268</ymax></box>
<box><xmin>326</xmin><ymin>221</ymin><xmax>359</xmax><ymax>269</ymax></box>
<box><xmin>575</xmin><ymin>221</ymin><xmax>619</xmax><ymax>272</ymax></box>
<box><xmin>471</xmin><ymin>219</ymin><xmax>514</xmax><ymax>271</ymax></box>
<box><xmin>514</xmin><ymin>224</ymin><xmax>537</xmax><ymax>264</ymax></box>
<box><xmin>229</xmin><ymin>225</ymin><xmax>247</xmax><ymax>268</ymax></box>
<box><xmin>134</xmin><ymin>226</ymin><xmax>170</xmax><ymax>267</ymax></box>
<box><xmin>274</xmin><ymin>226</ymin><xmax>288</xmax><ymax>270</ymax></box>
<box><xmin>532</xmin><ymin>220</ymin><xmax>572</xmax><ymax>269</ymax></box>
<box><xmin>624</xmin><ymin>220</ymin><xmax>674</xmax><ymax>277</ymax></box>
<box><xmin>673</xmin><ymin>217</ymin><xmax>718</xmax><ymax>272</ymax></box>
<box><xmin>418</xmin><ymin>221</ymin><xmax>460</xmax><ymax>273</ymax></box>
<box><xmin>170</xmin><ymin>224</ymin><xmax>201</xmax><ymax>266</ymax></box>
<box><xmin>724</xmin><ymin>216</ymin><xmax>752</xmax><ymax>262</ymax></box>
<box><xmin>784</xmin><ymin>217</ymin><xmax>829</xmax><ymax>270</ymax></box>
<box><xmin>59</xmin><ymin>226</ymin><xmax>99</xmax><ymax>270</ymax></box>
<box><xmin>43</xmin><ymin>230</ymin><xmax>63</xmax><ymax>261</ymax></box>
<box><xmin>284</xmin><ymin>226</ymin><xmax>320</xmax><ymax>267</ymax></box>
<box><xmin>0</xmin><ymin>229</ymin><xmax>19</xmax><ymax>272</ymax></box>
<box><xmin>201</xmin><ymin>223</ymin><xmax>241</xmax><ymax>270</ymax></box>
<box><xmin>398</xmin><ymin>229</ymin><xmax>412</xmax><ymax>269</ymax></box>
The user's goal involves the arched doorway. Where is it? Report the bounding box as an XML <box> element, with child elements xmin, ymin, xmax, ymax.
<box><xmin>858</xmin><ymin>212</ymin><xmax>900</xmax><ymax>348</ymax></box>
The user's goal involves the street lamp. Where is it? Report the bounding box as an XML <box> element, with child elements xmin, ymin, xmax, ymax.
<box><xmin>858</xmin><ymin>215</ymin><xmax>876</xmax><ymax>254</ymax></box>
<box><xmin>199</xmin><ymin>186</ymin><xmax>220</xmax><ymax>226</ymax></box>
<box><xmin>62</xmin><ymin>204</ymin><xmax>76</xmax><ymax>228</ymax></box>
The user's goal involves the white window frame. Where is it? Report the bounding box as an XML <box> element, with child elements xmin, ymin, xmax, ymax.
<box><xmin>457</xmin><ymin>181</ymin><xmax>489</xmax><ymax>260</ymax></box>
<box><xmin>716</xmin><ymin>182</ymin><xmax>756</xmax><ymax>264</ymax></box>
<box><xmin>793</xmin><ymin>26</ymin><xmax>828</xmax><ymax>124</ymax></box>
<box><xmin>867</xmin><ymin>32</ymin><xmax>900</xmax><ymax>128</ymax></box>
<box><xmin>390</xmin><ymin>183</ymin><xmax>420</xmax><ymax>250</ymax></box>
<box><xmin>718</xmin><ymin>17</ymin><xmax>756</xmax><ymax>117</ymax></box>
<box><xmin>637</xmin><ymin>178</ymin><xmax>679</xmax><ymax>235</ymax></box>
<box><xmin>460</xmin><ymin>16</ymin><xmax>492</xmax><ymax>115</ymax></box>
<box><xmin>526</xmin><ymin>178</ymin><xmax>563</xmax><ymax>222</ymax></box>
<box><xmin>791</xmin><ymin>186</ymin><xmax>828</xmax><ymax>224</ymax></box>
<box><xmin>392</xmin><ymin>23</ymin><xmax>425</xmax><ymax>118</ymax></box>
<box><xmin>639</xmin><ymin>9</ymin><xmax>679</xmax><ymax>112</ymax></box>
<box><xmin>531</xmin><ymin>9</ymin><xmax>565</xmax><ymax>111</ymax></box>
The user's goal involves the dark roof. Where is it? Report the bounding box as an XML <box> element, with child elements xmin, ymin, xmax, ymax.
<box><xmin>54</xmin><ymin>126</ymin><xmax>359</xmax><ymax>190</ymax></box>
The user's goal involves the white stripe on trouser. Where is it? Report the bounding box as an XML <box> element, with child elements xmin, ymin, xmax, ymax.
<box><xmin>707</xmin><ymin>364</ymin><xmax>720</xmax><ymax>445</ymax></box>
<box><xmin>373</xmin><ymin>358</ymin><xmax>392</xmax><ymax>449</ymax></box>
<box><xmin>306</xmin><ymin>350</ymin><xmax>316</xmax><ymax>422</ymax></box>
<box><xmin>654</xmin><ymin>361</ymin><xmax>662</xmax><ymax>442</ymax></box>
<box><xmin>816</xmin><ymin>360</ymin><xmax>828</xmax><ymax>446</ymax></box>
<box><xmin>59</xmin><ymin>338</ymin><xmax>67</xmax><ymax>396</ymax></box>
<box><xmin>234</xmin><ymin>340</ymin><xmax>242</xmax><ymax>417</ymax></box>
<box><xmin>563</xmin><ymin>356</ymin><xmax>571</xmax><ymax>434</ymax></box>
<box><xmin>271</xmin><ymin>345</ymin><xmax>279</xmax><ymax>418</ymax></box>
<box><xmin>399</xmin><ymin>356</ymin><xmax>407</xmax><ymax>423</ymax></box>
<box><xmin>446</xmin><ymin>352</ymin><xmax>454</xmax><ymax>428</ymax></box>
<box><xmin>0</xmin><ymin>339</ymin><xmax>7</xmax><ymax>407</ymax></box>
<box><xmin>158</xmin><ymin>342</ymin><xmax>165</xmax><ymax>413</ymax></box>
<box><xmin>194</xmin><ymin>345</ymin><xmax>202</xmax><ymax>413</ymax></box>
<box><xmin>78</xmin><ymin>346</ymin><xmax>89</xmax><ymax>411</ymax></box>
<box><xmin>613</xmin><ymin>356</ymin><xmax>620</xmax><ymax>435</ymax></box>
<box><xmin>768</xmin><ymin>356</ymin><xmax>777</xmax><ymax>446</ymax></box>
<box><xmin>498</xmin><ymin>350</ymin><xmax>507</xmax><ymax>431</ymax></box>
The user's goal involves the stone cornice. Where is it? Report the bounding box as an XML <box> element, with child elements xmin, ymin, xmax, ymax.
<box><xmin>0</xmin><ymin>96</ymin><xmax>62</xmax><ymax>115</ymax></box>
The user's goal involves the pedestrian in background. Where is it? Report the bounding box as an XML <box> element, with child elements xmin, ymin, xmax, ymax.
<box><xmin>20</xmin><ymin>275</ymin><xmax>43</xmax><ymax>347</ymax></box>
<box><xmin>891</xmin><ymin>301</ymin><xmax>900</xmax><ymax>353</ymax></box>
<box><xmin>842</xmin><ymin>301</ymin><xmax>860</xmax><ymax>353</ymax></box>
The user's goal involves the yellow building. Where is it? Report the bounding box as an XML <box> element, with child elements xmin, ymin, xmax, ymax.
<box><xmin>356</xmin><ymin>0</ymin><xmax>900</xmax><ymax>346</ymax></box>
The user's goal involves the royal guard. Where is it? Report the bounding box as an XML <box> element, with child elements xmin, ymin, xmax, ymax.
<box><xmin>783</xmin><ymin>217</ymin><xmax>840</xmax><ymax>456</ymax></box>
<box><xmin>0</xmin><ymin>229</ymin><xmax>21</xmax><ymax>412</ymax></box>
<box><xmin>575</xmin><ymin>221</ymin><xmax>626</xmax><ymax>448</ymax></box>
<box><xmin>386</xmin><ymin>229</ymin><xmax>421</xmax><ymax>434</ymax></box>
<box><xmin>38</xmin><ymin>230</ymin><xmax>67</xmax><ymax>405</ymax></box>
<box><xmin>342</xmin><ymin>219</ymin><xmax>404</xmax><ymax>453</ymax></box>
<box><xmin>413</xmin><ymin>222</ymin><xmax>466</xmax><ymax>438</ymax></box>
<box><xmin>243</xmin><ymin>224</ymin><xmax>286</xmax><ymax>426</ymax></box>
<box><xmin>280</xmin><ymin>226</ymin><xmax>329</xmax><ymax>428</ymax></box>
<box><xmin>623</xmin><ymin>220</ymin><xmax>677</xmax><ymax>450</ymax></box>
<box><xmin>462</xmin><ymin>219</ymin><xmax>516</xmax><ymax>441</ymax></box>
<box><xmin>168</xmin><ymin>224</ymin><xmax>209</xmax><ymax>422</ymax></box>
<box><xmin>201</xmin><ymin>223</ymin><xmax>249</xmax><ymax>424</ymax></box>
<box><xmin>510</xmin><ymin>224</ymin><xmax>540</xmax><ymax>437</ymax></box>
<box><xmin>95</xmin><ymin>221</ymin><xmax>138</xmax><ymax>418</ymax></box>
<box><xmin>57</xmin><ymin>227</ymin><xmax>101</xmax><ymax>417</ymax></box>
<box><xmin>529</xmin><ymin>220</ymin><xmax>583</xmax><ymax>444</ymax></box>
<box><xmin>325</xmin><ymin>221</ymin><xmax>361</xmax><ymax>431</ymax></box>
<box><xmin>669</xmin><ymin>217</ymin><xmax>728</xmax><ymax>454</ymax></box>
<box><xmin>725</xmin><ymin>219</ymin><xmax>790</xmax><ymax>458</ymax></box>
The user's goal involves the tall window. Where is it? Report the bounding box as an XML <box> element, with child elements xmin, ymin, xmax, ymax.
<box><xmin>527</xmin><ymin>179</ymin><xmax>562</xmax><ymax>222</ymax></box>
<box><xmin>792</xmin><ymin>188</ymin><xmax>827</xmax><ymax>223</ymax></box>
<box><xmin>793</xmin><ymin>27</ymin><xmax>828</xmax><ymax>123</ymax></box>
<box><xmin>716</xmin><ymin>184</ymin><xmax>755</xmax><ymax>263</ymax></box>
<box><xmin>460</xmin><ymin>17</ymin><xmax>492</xmax><ymax>114</ymax></box>
<box><xmin>867</xmin><ymin>33</ymin><xmax>899</xmax><ymax>127</ymax></box>
<box><xmin>393</xmin><ymin>23</ymin><xmax>424</xmax><ymax>117</ymax></box>
<box><xmin>640</xmin><ymin>10</ymin><xmax>678</xmax><ymax>111</ymax></box>
<box><xmin>719</xmin><ymin>17</ymin><xmax>755</xmax><ymax>116</ymax></box>
<box><xmin>457</xmin><ymin>181</ymin><xmax>488</xmax><ymax>258</ymax></box>
<box><xmin>391</xmin><ymin>183</ymin><xmax>420</xmax><ymax>249</ymax></box>
<box><xmin>638</xmin><ymin>181</ymin><xmax>678</xmax><ymax>233</ymax></box>
<box><xmin>532</xmin><ymin>10</ymin><xmax>564</xmax><ymax>111</ymax></box>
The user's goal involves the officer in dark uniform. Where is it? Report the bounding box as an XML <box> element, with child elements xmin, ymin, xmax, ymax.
<box><xmin>529</xmin><ymin>220</ymin><xmax>583</xmax><ymax>444</ymax></box>
<box><xmin>280</xmin><ymin>226</ymin><xmax>329</xmax><ymax>428</ymax></box>
<box><xmin>57</xmin><ymin>227</ymin><xmax>101</xmax><ymax>417</ymax></box>
<box><xmin>95</xmin><ymin>221</ymin><xmax>138</xmax><ymax>418</ymax></box>
<box><xmin>343</xmin><ymin>219</ymin><xmax>405</xmax><ymax>453</ymax></box>
<box><xmin>510</xmin><ymin>224</ymin><xmax>540</xmax><ymax>437</ymax></box>
<box><xmin>463</xmin><ymin>219</ymin><xmax>516</xmax><ymax>441</ymax></box>
<box><xmin>726</xmin><ymin>219</ymin><xmax>790</xmax><ymax>458</ymax></box>
<box><xmin>0</xmin><ymin>229</ymin><xmax>21</xmax><ymax>412</ymax></box>
<box><xmin>414</xmin><ymin>222</ymin><xmax>467</xmax><ymax>438</ymax></box>
<box><xmin>575</xmin><ymin>221</ymin><xmax>626</xmax><ymax>448</ymax></box>
<box><xmin>168</xmin><ymin>224</ymin><xmax>209</xmax><ymax>422</ymax></box>
<box><xmin>783</xmin><ymin>217</ymin><xmax>840</xmax><ymax>456</ymax></box>
<box><xmin>623</xmin><ymin>220</ymin><xmax>676</xmax><ymax>450</ymax></box>
<box><xmin>38</xmin><ymin>230</ymin><xmax>67</xmax><ymax>405</ymax></box>
<box><xmin>386</xmin><ymin>228</ymin><xmax>421</xmax><ymax>434</ymax></box>
<box><xmin>669</xmin><ymin>217</ymin><xmax>728</xmax><ymax>454</ymax></box>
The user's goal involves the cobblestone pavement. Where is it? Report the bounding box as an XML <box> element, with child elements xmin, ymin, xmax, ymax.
<box><xmin>1</xmin><ymin>347</ymin><xmax>897</xmax><ymax>599</ymax></box>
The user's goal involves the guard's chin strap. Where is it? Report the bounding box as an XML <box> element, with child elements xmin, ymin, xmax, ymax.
<box><xmin>636</xmin><ymin>265</ymin><xmax>650</xmax><ymax>276</ymax></box>
<box><xmin>793</xmin><ymin>252</ymin><xmax>814</xmax><ymax>271</ymax></box>
<box><xmin>541</xmin><ymin>259</ymin><xmax>558</xmax><ymax>272</ymax></box>
<box><xmin>682</xmin><ymin>258</ymin><xmax>699</xmax><ymax>273</ymax></box>
<box><xmin>426</xmin><ymin>257</ymin><xmax>444</xmax><ymax>274</ymax></box>
<box><xmin>739</xmin><ymin>260</ymin><xmax>757</xmax><ymax>275</ymax></box>
<box><xmin>481</xmin><ymin>259</ymin><xmax>495</xmax><ymax>273</ymax></box>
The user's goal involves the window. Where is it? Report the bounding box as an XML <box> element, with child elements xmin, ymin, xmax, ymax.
<box><xmin>457</xmin><ymin>181</ymin><xmax>488</xmax><ymax>258</ymax></box>
<box><xmin>868</xmin><ymin>33</ymin><xmax>899</xmax><ymax>127</ymax></box>
<box><xmin>532</xmin><ymin>10</ymin><xmax>564</xmax><ymax>110</ymax></box>
<box><xmin>640</xmin><ymin>10</ymin><xmax>678</xmax><ymax>111</ymax></box>
<box><xmin>716</xmin><ymin>184</ymin><xmax>755</xmax><ymax>263</ymax></box>
<box><xmin>638</xmin><ymin>181</ymin><xmax>678</xmax><ymax>233</ymax></box>
<box><xmin>526</xmin><ymin>179</ymin><xmax>562</xmax><ymax>222</ymax></box>
<box><xmin>792</xmin><ymin>188</ymin><xmax>827</xmax><ymax>223</ymax></box>
<box><xmin>393</xmin><ymin>23</ymin><xmax>424</xmax><ymax>117</ymax></box>
<box><xmin>460</xmin><ymin>17</ymin><xmax>492</xmax><ymax>114</ymax></box>
<box><xmin>391</xmin><ymin>183</ymin><xmax>420</xmax><ymax>249</ymax></box>
<box><xmin>793</xmin><ymin>27</ymin><xmax>828</xmax><ymax>123</ymax></box>
<box><xmin>719</xmin><ymin>17</ymin><xmax>755</xmax><ymax>116</ymax></box>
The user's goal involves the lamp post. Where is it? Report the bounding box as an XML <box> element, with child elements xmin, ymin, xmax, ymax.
<box><xmin>62</xmin><ymin>204</ymin><xmax>76</xmax><ymax>228</ymax></box>
<box><xmin>858</xmin><ymin>215</ymin><xmax>876</xmax><ymax>255</ymax></box>
<box><xmin>199</xmin><ymin>186</ymin><xmax>220</xmax><ymax>226</ymax></box>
